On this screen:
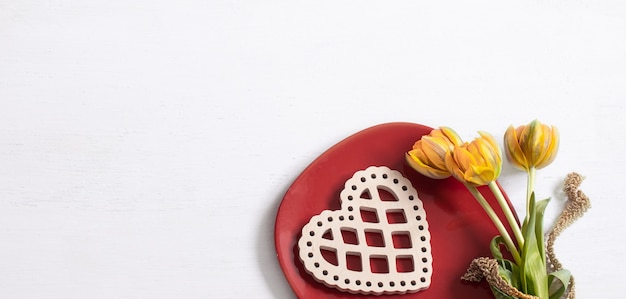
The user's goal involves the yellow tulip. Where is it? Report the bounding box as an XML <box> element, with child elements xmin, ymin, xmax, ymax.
<box><xmin>445</xmin><ymin>132</ymin><xmax>502</xmax><ymax>186</ymax></box>
<box><xmin>405</xmin><ymin>127</ymin><xmax>463</xmax><ymax>179</ymax></box>
<box><xmin>504</xmin><ymin>119</ymin><xmax>559</xmax><ymax>171</ymax></box>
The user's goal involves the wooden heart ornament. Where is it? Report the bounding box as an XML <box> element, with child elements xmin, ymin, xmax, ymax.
<box><xmin>298</xmin><ymin>166</ymin><xmax>432</xmax><ymax>295</ymax></box>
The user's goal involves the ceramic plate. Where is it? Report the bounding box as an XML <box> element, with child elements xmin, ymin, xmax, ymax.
<box><xmin>275</xmin><ymin>122</ymin><xmax>517</xmax><ymax>298</ymax></box>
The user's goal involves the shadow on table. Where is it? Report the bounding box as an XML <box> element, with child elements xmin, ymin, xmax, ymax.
<box><xmin>256</xmin><ymin>184</ymin><xmax>294</xmax><ymax>299</ymax></box>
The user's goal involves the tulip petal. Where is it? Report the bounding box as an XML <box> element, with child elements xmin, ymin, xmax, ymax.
<box><xmin>504</xmin><ymin>125</ymin><xmax>530</xmax><ymax>171</ymax></box>
<box><xmin>405</xmin><ymin>127</ymin><xmax>467</xmax><ymax>180</ymax></box>
<box><xmin>421</xmin><ymin>136</ymin><xmax>449</xmax><ymax>170</ymax></box>
<box><xmin>453</xmin><ymin>146</ymin><xmax>475</xmax><ymax>173</ymax></box>
<box><xmin>519</xmin><ymin>123</ymin><xmax>533</xmax><ymax>162</ymax></box>
<box><xmin>536</xmin><ymin>125</ymin><xmax>559</xmax><ymax>169</ymax></box>
<box><xmin>477</xmin><ymin>132</ymin><xmax>502</xmax><ymax>178</ymax></box>
<box><xmin>406</xmin><ymin>151</ymin><xmax>450</xmax><ymax>179</ymax></box>
<box><xmin>411</xmin><ymin>140</ymin><xmax>421</xmax><ymax>150</ymax></box>
<box><xmin>439</xmin><ymin>126</ymin><xmax>464</xmax><ymax>147</ymax></box>
<box><xmin>468</xmin><ymin>165</ymin><xmax>495</xmax><ymax>185</ymax></box>
<box><xmin>505</xmin><ymin>120</ymin><xmax>559</xmax><ymax>171</ymax></box>
<box><xmin>444</xmin><ymin>151</ymin><xmax>466</xmax><ymax>183</ymax></box>
<box><xmin>527</xmin><ymin>119</ymin><xmax>544</xmax><ymax>166</ymax></box>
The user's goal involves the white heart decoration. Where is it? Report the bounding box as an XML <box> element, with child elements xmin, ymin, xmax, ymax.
<box><xmin>298</xmin><ymin>166</ymin><xmax>432</xmax><ymax>295</ymax></box>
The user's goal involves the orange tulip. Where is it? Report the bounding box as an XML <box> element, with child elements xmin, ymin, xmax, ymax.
<box><xmin>405</xmin><ymin>127</ymin><xmax>463</xmax><ymax>179</ymax></box>
<box><xmin>444</xmin><ymin>132</ymin><xmax>502</xmax><ymax>186</ymax></box>
<box><xmin>504</xmin><ymin>119</ymin><xmax>559</xmax><ymax>171</ymax></box>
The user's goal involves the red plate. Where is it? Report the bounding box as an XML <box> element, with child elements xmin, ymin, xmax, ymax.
<box><xmin>275</xmin><ymin>122</ymin><xmax>517</xmax><ymax>298</ymax></box>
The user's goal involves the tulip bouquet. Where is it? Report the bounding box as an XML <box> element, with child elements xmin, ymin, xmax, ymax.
<box><xmin>406</xmin><ymin>120</ymin><xmax>586</xmax><ymax>299</ymax></box>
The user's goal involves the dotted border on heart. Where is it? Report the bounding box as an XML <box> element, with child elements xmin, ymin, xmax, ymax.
<box><xmin>298</xmin><ymin>166</ymin><xmax>432</xmax><ymax>295</ymax></box>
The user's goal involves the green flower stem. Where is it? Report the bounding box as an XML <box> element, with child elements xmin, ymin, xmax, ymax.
<box><xmin>465</xmin><ymin>184</ymin><xmax>522</xmax><ymax>265</ymax></box>
<box><xmin>488</xmin><ymin>181</ymin><xmax>525</xmax><ymax>248</ymax></box>
<box><xmin>527</xmin><ymin>167</ymin><xmax>536</xmax><ymax>214</ymax></box>
<box><xmin>524</xmin><ymin>166</ymin><xmax>536</xmax><ymax>227</ymax></box>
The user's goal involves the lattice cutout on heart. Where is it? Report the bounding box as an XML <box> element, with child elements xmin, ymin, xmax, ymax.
<box><xmin>298</xmin><ymin>166</ymin><xmax>432</xmax><ymax>295</ymax></box>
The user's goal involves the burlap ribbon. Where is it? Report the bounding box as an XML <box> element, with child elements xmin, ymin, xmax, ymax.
<box><xmin>462</xmin><ymin>173</ymin><xmax>591</xmax><ymax>299</ymax></box>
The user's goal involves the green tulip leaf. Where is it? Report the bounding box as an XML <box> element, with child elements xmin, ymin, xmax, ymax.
<box><xmin>520</xmin><ymin>192</ymin><xmax>549</xmax><ymax>298</ymax></box>
<box><xmin>491</xmin><ymin>286</ymin><xmax>518</xmax><ymax>299</ymax></box>
<box><xmin>499</xmin><ymin>258</ymin><xmax>521</xmax><ymax>290</ymax></box>
<box><xmin>548</xmin><ymin>269</ymin><xmax>571</xmax><ymax>299</ymax></box>
<box><xmin>490</xmin><ymin>235</ymin><xmax>505</xmax><ymax>260</ymax></box>
<box><xmin>498</xmin><ymin>264</ymin><xmax>514</xmax><ymax>286</ymax></box>
<box><xmin>491</xmin><ymin>236</ymin><xmax>522</xmax><ymax>289</ymax></box>
<box><xmin>535</xmin><ymin>197</ymin><xmax>551</xmax><ymax>263</ymax></box>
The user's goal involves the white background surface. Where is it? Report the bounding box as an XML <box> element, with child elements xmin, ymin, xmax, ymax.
<box><xmin>1</xmin><ymin>0</ymin><xmax>625</xmax><ymax>298</ymax></box>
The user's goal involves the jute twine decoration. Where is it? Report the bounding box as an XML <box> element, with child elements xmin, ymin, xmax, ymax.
<box><xmin>462</xmin><ymin>173</ymin><xmax>591</xmax><ymax>299</ymax></box>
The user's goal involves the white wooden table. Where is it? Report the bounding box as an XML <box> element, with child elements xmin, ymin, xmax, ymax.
<box><xmin>1</xmin><ymin>1</ymin><xmax>624</xmax><ymax>298</ymax></box>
